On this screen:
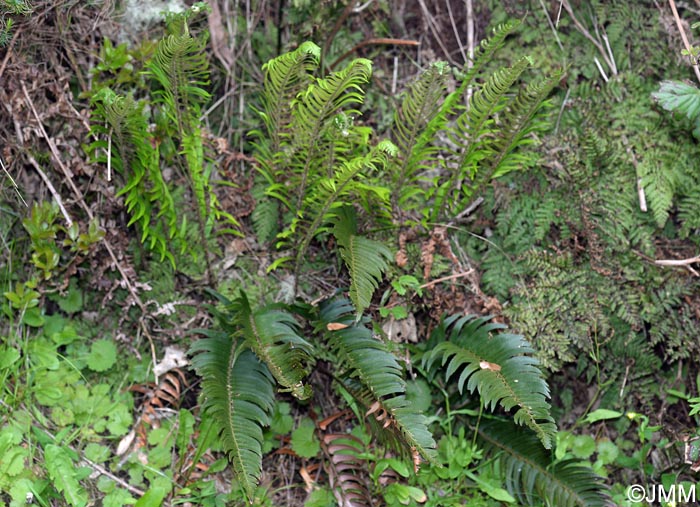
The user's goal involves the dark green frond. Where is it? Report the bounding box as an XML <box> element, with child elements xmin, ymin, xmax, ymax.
<box><xmin>478</xmin><ymin>420</ymin><xmax>612</xmax><ymax>507</ymax></box>
<box><xmin>433</xmin><ymin>56</ymin><xmax>532</xmax><ymax>219</ymax></box>
<box><xmin>423</xmin><ymin>315</ymin><xmax>556</xmax><ymax>448</ymax></box>
<box><xmin>317</xmin><ymin>297</ymin><xmax>437</xmax><ymax>462</ymax></box>
<box><xmin>190</xmin><ymin>335</ymin><xmax>275</xmax><ymax>501</ymax></box>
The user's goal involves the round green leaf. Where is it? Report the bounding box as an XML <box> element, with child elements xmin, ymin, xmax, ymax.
<box><xmin>86</xmin><ymin>339</ymin><xmax>117</xmax><ymax>372</ymax></box>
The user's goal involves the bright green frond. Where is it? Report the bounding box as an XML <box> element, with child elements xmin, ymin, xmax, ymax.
<box><xmin>259</xmin><ymin>41</ymin><xmax>320</xmax><ymax>149</ymax></box>
<box><xmin>423</xmin><ymin>315</ymin><xmax>556</xmax><ymax>449</ymax></box>
<box><xmin>390</xmin><ymin>62</ymin><xmax>449</xmax><ymax>214</ymax></box>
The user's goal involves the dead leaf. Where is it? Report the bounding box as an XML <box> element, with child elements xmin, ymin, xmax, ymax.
<box><xmin>327</xmin><ymin>322</ymin><xmax>349</xmax><ymax>331</ymax></box>
<box><xmin>479</xmin><ymin>360</ymin><xmax>501</xmax><ymax>372</ymax></box>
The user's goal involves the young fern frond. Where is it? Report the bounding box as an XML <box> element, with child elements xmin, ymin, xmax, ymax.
<box><xmin>485</xmin><ymin>71</ymin><xmax>562</xmax><ymax>180</ymax></box>
<box><xmin>423</xmin><ymin>315</ymin><xmax>557</xmax><ymax>449</ymax></box>
<box><xmin>190</xmin><ymin>335</ymin><xmax>275</xmax><ymax>501</ymax></box>
<box><xmin>227</xmin><ymin>291</ymin><xmax>314</xmax><ymax>400</ymax></box>
<box><xmin>390</xmin><ymin>61</ymin><xmax>450</xmax><ymax>217</ymax></box>
<box><xmin>478</xmin><ymin>420</ymin><xmax>612</xmax><ymax>507</ymax></box>
<box><xmin>433</xmin><ymin>56</ymin><xmax>533</xmax><ymax>219</ymax></box>
<box><xmin>317</xmin><ymin>297</ymin><xmax>437</xmax><ymax>463</ymax></box>
<box><xmin>331</xmin><ymin>205</ymin><xmax>392</xmax><ymax>317</ymax></box>
<box><xmin>257</xmin><ymin>40</ymin><xmax>320</xmax><ymax>152</ymax></box>
<box><xmin>287</xmin><ymin>140</ymin><xmax>394</xmax><ymax>279</ymax></box>
<box><xmin>147</xmin><ymin>25</ymin><xmax>210</xmax><ymax>134</ymax></box>
<box><xmin>291</xmin><ymin>58</ymin><xmax>373</xmax><ymax>212</ymax></box>
<box><xmin>90</xmin><ymin>89</ymin><xmax>175</xmax><ymax>265</ymax></box>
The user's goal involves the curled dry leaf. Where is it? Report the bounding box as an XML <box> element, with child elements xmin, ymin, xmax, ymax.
<box><xmin>327</xmin><ymin>322</ymin><xmax>350</xmax><ymax>331</ymax></box>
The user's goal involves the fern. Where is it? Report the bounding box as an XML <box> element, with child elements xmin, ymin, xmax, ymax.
<box><xmin>190</xmin><ymin>331</ymin><xmax>276</xmax><ymax>500</ymax></box>
<box><xmin>90</xmin><ymin>88</ymin><xmax>175</xmax><ymax>265</ymax></box>
<box><xmin>423</xmin><ymin>314</ymin><xmax>557</xmax><ymax>449</ymax></box>
<box><xmin>478</xmin><ymin>420</ymin><xmax>611</xmax><ymax>507</ymax></box>
<box><xmin>317</xmin><ymin>297</ymin><xmax>437</xmax><ymax>463</ymax></box>
<box><xmin>390</xmin><ymin>61</ymin><xmax>450</xmax><ymax>217</ymax></box>
<box><xmin>228</xmin><ymin>291</ymin><xmax>313</xmax><ymax>400</ymax></box>
<box><xmin>147</xmin><ymin>23</ymin><xmax>210</xmax><ymax>135</ymax></box>
<box><xmin>289</xmin><ymin>140</ymin><xmax>394</xmax><ymax>281</ymax></box>
<box><xmin>322</xmin><ymin>433</ymin><xmax>374</xmax><ymax>507</ymax></box>
<box><xmin>331</xmin><ymin>205</ymin><xmax>392</xmax><ymax>316</ymax></box>
<box><xmin>90</xmin><ymin>7</ymin><xmax>239</xmax><ymax>271</ymax></box>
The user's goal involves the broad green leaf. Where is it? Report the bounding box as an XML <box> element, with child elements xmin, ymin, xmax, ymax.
<box><xmin>596</xmin><ymin>440</ymin><xmax>619</xmax><ymax>465</ymax></box>
<box><xmin>291</xmin><ymin>418</ymin><xmax>320</xmax><ymax>458</ymax></box>
<box><xmin>304</xmin><ymin>488</ymin><xmax>337</xmax><ymax>507</ymax></box>
<box><xmin>582</xmin><ymin>409</ymin><xmax>623</xmax><ymax>424</ymax></box>
<box><xmin>86</xmin><ymin>339</ymin><xmax>117</xmax><ymax>372</ymax></box>
<box><xmin>571</xmin><ymin>435</ymin><xmax>596</xmax><ymax>459</ymax></box>
<box><xmin>0</xmin><ymin>347</ymin><xmax>20</xmax><ymax>369</ymax></box>
<box><xmin>133</xmin><ymin>487</ymin><xmax>166</xmax><ymax>507</ymax></box>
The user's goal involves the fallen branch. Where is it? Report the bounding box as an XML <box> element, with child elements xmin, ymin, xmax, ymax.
<box><xmin>655</xmin><ymin>255</ymin><xmax>700</xmax><ymax>276</ymax></box>
<box><xmin>420</xmin><ymin>269</ymin><xmax>475</xmax><ymax>289</ymax></box>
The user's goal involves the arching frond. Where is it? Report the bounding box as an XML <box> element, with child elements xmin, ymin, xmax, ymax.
<box><xmin>478</xmin><ymin>420</ymin><xmax>612</xmax><ymax>507</ymax></box>
<box><xmin>190</xmin><ymin>334</ymin><xmax>275</xmax><ymax>501</ymax></box>
<box><xmin>317</xmin><ymin>297</ymin><xmax>437</xmax><ymax>463</ymax></box>
<box><xmin>227</xmin><ymin>292</ymin><xmax>314</xmax><ymax>400</ymax></box>
<box><xmin>423</xmin><ymin>315</ymin><xmax>556</xmax><ymax>449</ymax></box>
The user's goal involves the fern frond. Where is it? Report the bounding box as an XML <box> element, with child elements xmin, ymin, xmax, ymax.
<box><xmin>486</xmin><ymin>71</ymin><xmax>561</xmax><ymax>179</ymax></box>
<box><xmin>258</xmin><ymin>41</ymin><xmax>320</xmax><ymax>150</ymax></box>
<box><xmin>331</xmin><ymin>206</ymin><xmax>392</xmax><ymax>316</ymax></box>
<box><xmin>291</xmin><ymin>140</ymin><xmax>394</xmax><ymax>281</ymax></box>
<box><xmin>223</xmin><ymin>292</ymin><xmax>314</xmax><ymax>400</ymax></box>
<box><xmin>423</xmin><ymin>315</ymin><xmax>556</xmax><ymax>449</ymax></box>
<box><xmin>318</xmin><ymin>297</ymin><xmax>437</xmax><ymax>462</ymax></box>
<box><xmin>478</xmin><ymin>420</ymin><xmax>612</xmax><ymax>507</ymax></box>
<box><xmin>90</xmin><ymin>88</ymin><xmax>175</xmax><ymax>265</ymax></box>
<box><xmin>251</xmin><ymin>181</ymin><xmax>280</xmax><ymax>244</ymax></box>
<box><xmin>190</xmin><ymin>334</ymin><xmax>275</xmax><ymax>500</ymax></box>
<box><xmin>291</xmin><ymin>58</ymin><xmax>373</xmax><ymax>210</ymax></box>
<box><xmin>390</xmin><ymin>61</ymin><xmax>450</xmax><ymax>215</ymax></box>
<box><xmin>148</xmin><ymin>25</ymin><xmax>210</xmax><ymax>134</ymax></box>
<box><xmin>433</xmin><ymin>56</ymin><xmax>532</xmax><ymax>219</ymax></box>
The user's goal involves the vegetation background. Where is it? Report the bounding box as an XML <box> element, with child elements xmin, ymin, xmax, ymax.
<box><xmin>1</xmin><ymin>0</ymin><xmax>700</xmax><ymax>506</ymax></box>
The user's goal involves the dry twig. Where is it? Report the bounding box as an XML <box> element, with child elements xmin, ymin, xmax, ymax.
<box><xmin>668</xmin><ymin>0</ymin><xmax>700</xmax><ymax>84</ymax></box>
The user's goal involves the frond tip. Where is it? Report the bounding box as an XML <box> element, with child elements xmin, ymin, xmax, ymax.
<box><xmin>423</xmin><ymin>314</ymin><xmax>557</xmax><ymax>448</ymax></box>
